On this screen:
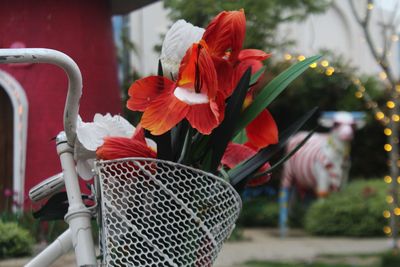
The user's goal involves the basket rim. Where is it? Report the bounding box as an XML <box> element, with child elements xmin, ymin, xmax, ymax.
<box><xmin>94</xmin><ymin>157</ymin><xmax>241</xmax><ymax>205</ymax></box>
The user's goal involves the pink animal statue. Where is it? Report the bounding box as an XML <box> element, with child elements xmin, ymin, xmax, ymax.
<box><xmin>279</xmin><ymin>111</ymin><xmax>365</xmax><ymax>237</ymax></box>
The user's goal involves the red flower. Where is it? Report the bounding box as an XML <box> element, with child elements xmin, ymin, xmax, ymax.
<box><xmin>202</xmin><ymin>10</ymin><xmax>278</xmax><ymax>149</ymax></box>
<box><xmin>127</xmin><ymin>41</ymin><xmax>224</xmax><ymax>135</ymax></box>
<box><xmin>203</xmin><ymin>10</ymin><xmax>271</xmax><ymax>96</ymax></box>
<box><xmin>221</xmin><ymin>142</ymin><xmax>271</xmax><ymax>187</ymax></box>
<box><xmin>96</xmin><ymin>126</ymin><xmax>157</xmax><ymax>160</ymax></box>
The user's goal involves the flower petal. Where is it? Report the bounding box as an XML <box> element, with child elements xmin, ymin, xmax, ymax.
<box><xmin>213</xmin><ymin>57</ymin><xmax>235</xmax><ymax>98</ymax></box>
<box><xmin>246</xmin><ymin>109</ymin><xmax>279</xmax><ymax>149</ymax></box>
<box><xmin>76</xmin><ymin>119</ymin><xmax>109</xmax><ymax>151</ymax></box>
<box><xmin>186</xmin><ymin>99</ymin><xmax>221</xmax><ymax>135</ymax></box>
<box><xmin>96</xmin><ymin>136</ymin><xmax>157</xmax><ymax>160</ymax></box>
<box><xmin>246</xmin><ymin>162</ymin><xmax>272</xmax><ymax>187</ymax></box>
<box><xmin>221</xmin><ymin>142</ymin><xmax>256</xmax><ymax>168</ymax></box>
<box><xmin>127</xmin><ymin>76</ymin><xmax>174</xmax><ymax>111</ymax></box>
<box><xmin>160</xmin><ymin>19</ymin><xmax>205</xmax><ymax>80</ymax></box>
<box><xmin>238</xmin><ymin>49</ymin><xmax>271</xmax><ymax>61</ymax></box>
<box><xmin>94</xmin><ymin>113</ymin><xmax>135</xmax><ymax>137</ymax></box>
<box><xmin>141</xmin><ymin>93</ymin><xmax>189</xmax><ymax>135</ymax></box>
<box><xmin>177</xmin><ymin>41</ymin><xmax>218</xmax><ymax>98</ymax></box>
<box><xmin>203</xmin><ymin>9</ymin><xmax>246</xmax><ymax>61</ymax></box>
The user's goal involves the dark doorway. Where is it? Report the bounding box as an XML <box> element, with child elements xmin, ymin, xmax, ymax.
<box><xmin>0</xmin><ymin>86</ymin><xmax>13</xmax><ymax>212</ymax></box>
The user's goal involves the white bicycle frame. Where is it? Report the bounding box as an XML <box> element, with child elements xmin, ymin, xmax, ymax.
<box><xmin>0</xmin><ymin>49</ymin><xmax>97</xmax><ymax>266</ymax></box>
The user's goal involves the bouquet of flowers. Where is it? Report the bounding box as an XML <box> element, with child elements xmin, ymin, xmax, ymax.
<box><xmin>72</xmin><ymin>9</ymin><xmax>320</xmax><ymax>266</ymax></box>
<box><xmin>77</xmin><ymin>9</ymin><xmax>319</xmax><ymax>190</ymax></box>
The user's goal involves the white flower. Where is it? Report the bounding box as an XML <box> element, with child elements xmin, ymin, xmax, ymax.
<box><xmin>74</xmin><ymin>113</ymin><xmax>135</xmax><ymax>180</ymax></box>
<box><xmin>160</xmin><ymin>19</ymin><xmax>205</xmax><ymax>80</ymax></box>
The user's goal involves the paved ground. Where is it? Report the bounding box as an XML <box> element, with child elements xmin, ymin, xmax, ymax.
<box><xmin>1</xmin><ymin>228</ymin><xmax>390</xmax><ymax>267</ymax></box>
<box><xmin>214</xmin><ymin>228</ymin><xmax>388</xmax><ymax>267</ymax></box>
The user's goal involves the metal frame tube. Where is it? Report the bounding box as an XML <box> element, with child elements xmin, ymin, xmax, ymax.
<box><xmin>25</xmin><ymin>229</ymin><xmax>73</xmax><ymax>267</ymax></box>
<box><xmin>0</xmin><ymin>49</ymin><xmax>97</xmax><ymax>266</ymax></box>
<box><xmin>0</xmin><ymin>48</ymin><xmax>81</xmax><ymax>146</ymax></box>
<box><xmin>56</xmin><ymin>134</ymin><xmax>97</xmax><ymax>266</ymax></box>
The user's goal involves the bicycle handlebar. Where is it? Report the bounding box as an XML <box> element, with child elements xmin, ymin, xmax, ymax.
<box><xmin>0</xmin><ymin>48</ymin><xmax>81</xmax><ymax>146</ymax></box>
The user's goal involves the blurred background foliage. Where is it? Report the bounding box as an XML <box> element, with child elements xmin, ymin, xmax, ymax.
<box><xmin>264</xmin><ymin>51</ymin><xmax>388</xmax><ymax>179</ymax></box>
<box><xmin>163</xmin><ymin>0</ymin><xmax>330</xmax><ymax>50</ymax></box>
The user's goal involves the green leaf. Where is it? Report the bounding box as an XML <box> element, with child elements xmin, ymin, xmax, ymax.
<box><xmin>235</xmin><ymin>55</ymin><xmax>321</xmax><ymax>134</ymax></box>
<box><xmin>249</xmin><ymin>66</ymin><xmax>266</xmax><ymax>86</ymax></box>
<box><xmin>232</xmin><ymin>129</ymin><xmax>248</xmax><ymax>144</ymax></box>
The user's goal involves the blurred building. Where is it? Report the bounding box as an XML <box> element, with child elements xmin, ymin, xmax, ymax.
<box><xmin>0</xmin><ymin>0</ymin><xmax>155</xmax><ymax>211</ymax></box>
<box><xmin>126</xmin><ymin>0</ymin><xmax>399</xmax><ymax>77</ymax></box>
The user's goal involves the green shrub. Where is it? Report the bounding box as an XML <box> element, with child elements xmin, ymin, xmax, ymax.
<box><xmin>0</xmin><ymin>212</ymin><xmax>68</xmax><ymax>243</ymax></box>
<box><xmin>304</xmin><ymin>179</ymin><xmax>388</xmax><ymax>236</ymax></box>
<box><xmin>0</xmin><ymin>220</ymin><xmax>34</xmax><ymax>258</ymax></box>
<box><xmin>238</xmin><ymin>197</ymin><xmax>279</xmax><ymax>227</ymax></box>
<box><xmin>381</xmin><ymin>250</ymin><xmax>400</xmax><ymax>267</ymax></box>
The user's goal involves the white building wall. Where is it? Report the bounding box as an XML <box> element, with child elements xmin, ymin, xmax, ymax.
<box><xmin>129</xmin><ymin>1</ymin><xmax>170</xmax><ymax>76</ymax></box>
<box><xmin>278</xmin><ymin>0</ymin><xmax>399</xmax><ymax>78</ymax></box>
<box><xmin>128</xmin><ymin>0</ymin><xmax>399</xmax><ymax>78</ymax></box>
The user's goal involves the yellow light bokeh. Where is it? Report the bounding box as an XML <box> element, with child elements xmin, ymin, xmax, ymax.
<box><xmin>297</xmin><ymin>55</ymin><xmax>306</xmax><ymax>61</ymax></box>
<box><xmin>367</xmin><ymin>3</ymin><xmax>374</xmax><ymax>10</ymax></box>
<box><xmin>392</xmin><ymin>114</ymin><xmax>400</xmax><ymax>122</ymax></box>
<box><xmin>379</xmin><ymin>72</ymin><xmax>387</xmax><ymax>80</ymax></box>
<box><xmin>320</xmin><ymin>60</ymin><xmax>329</xmax><ymax>67</ymax></box>
<box><xmin>284</xmin><ymin>53</ymin><xmax>292</xmax><ymax>60</ymax></box>
<box><xmin>395</xmin><ymin>208</ymin><xmax>400</xmax><ymax>216</ymax></box>
<box><xmin>386</xmin><ymin>195</ymin><xmax>394</xmax><ymax>204</ymax></box>
<box><xmin>387</xmin><ymin>101</ymin><xmax>396</xmax><ymax>109</ymax></box>
<box><xmin>376</xmin><ymin>112</ymin><xmax>385</xmax><ymax>120</ymax></box>
<box><xmin>384</xmin><ymin>128</ymin><xmax>392</xmax><ymax>136</ymax></box>
<box><xmin>384</xmin><ymin>144</ymin><xmax>393</xmax><ymax>152</ymax></box>
<box><xmin>397</xmin><ymin>176</ymin><xmax>400</xmax><ymax>184</ymax></box>
<box><xmin>309</xmin><ymin>62</ymin><xmax>317</xmax><ymax>68</ymax></box>
<box><xmin>396</xmin><ymin>85</ymin><xmax>400</xmax><ymax>92</ymax></box>
<box><xmin>384</xmin><ymin>226</ymin><xmax>392</xmax><ymax>234</ymax></box>
<box><xmin>383</xmin><ymin>210</ymin><xmax>391</xmax><ymax>218</ymax></box>
<box><xmin>355</xmin><ymin>91</ymin><xmax>363</xmax><ymax>98</ymax></box>
<box><xmin>384</xmin><ymin>175</ymin><xmax>392</xmax><ymax>183</ymax></box>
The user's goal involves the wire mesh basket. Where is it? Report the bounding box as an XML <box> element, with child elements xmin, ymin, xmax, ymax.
<box><xmin>94</xmin><ymin>157</ymin><xmax>242</xmax><ymax>267</ymax></box>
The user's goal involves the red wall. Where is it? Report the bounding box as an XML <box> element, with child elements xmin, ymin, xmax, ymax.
<box><xmin>0</xmin><ymin>0</ymin><xmax>122</xmax><ymax>206</ymax></box>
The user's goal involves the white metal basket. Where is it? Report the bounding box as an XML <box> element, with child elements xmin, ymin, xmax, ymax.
<box><xmin>94</xmin><ymin>157</ymin><xmax>242</xmax><ymax>267</ymax></box>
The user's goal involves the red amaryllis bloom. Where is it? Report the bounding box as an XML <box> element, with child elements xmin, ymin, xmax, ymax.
<box><xmin>201</xmin><ymin>9</ymin><xmax>278</xmax><ymax>149</ymax></box>
<box><xmin>127</xmin><ymin>41</ymin><xmax>224</xmax><ymax>135</ymax></box>
<box><xmin>203</xmin><ymin>9</ymin><xmax>271</xmax><ymax>97</ymax></box>
<box><xmin>96</xmin><ymin>126</ymin><xmax>157</xmax><ymax>160</ymax></box>
<box><xmin>221</xmin><ymin>142</ymin><xmax>271</xmax><ymax>187</ymax></box>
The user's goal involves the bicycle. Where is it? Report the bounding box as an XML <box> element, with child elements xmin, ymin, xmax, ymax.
<box><xmin>0</xmin><ymin>48</ymin><xmax>242</xmax><ymax>267</ymax></box>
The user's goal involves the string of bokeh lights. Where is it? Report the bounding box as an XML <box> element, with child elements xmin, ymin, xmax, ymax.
<box><xmin>282</xmin><ymin>52</ymin><xmax>399</xmax><ymax>236</ymax></box>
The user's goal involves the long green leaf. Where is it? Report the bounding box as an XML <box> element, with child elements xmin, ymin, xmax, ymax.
<box><xmin>249</xmin><ymin>66</ymin><xmax>266</xmax><ymax>86</ymax></box>
<box><xmin>235</xmin><ymin>55</ymin><xmax>321</xmax><ymax>134</ymax></box>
